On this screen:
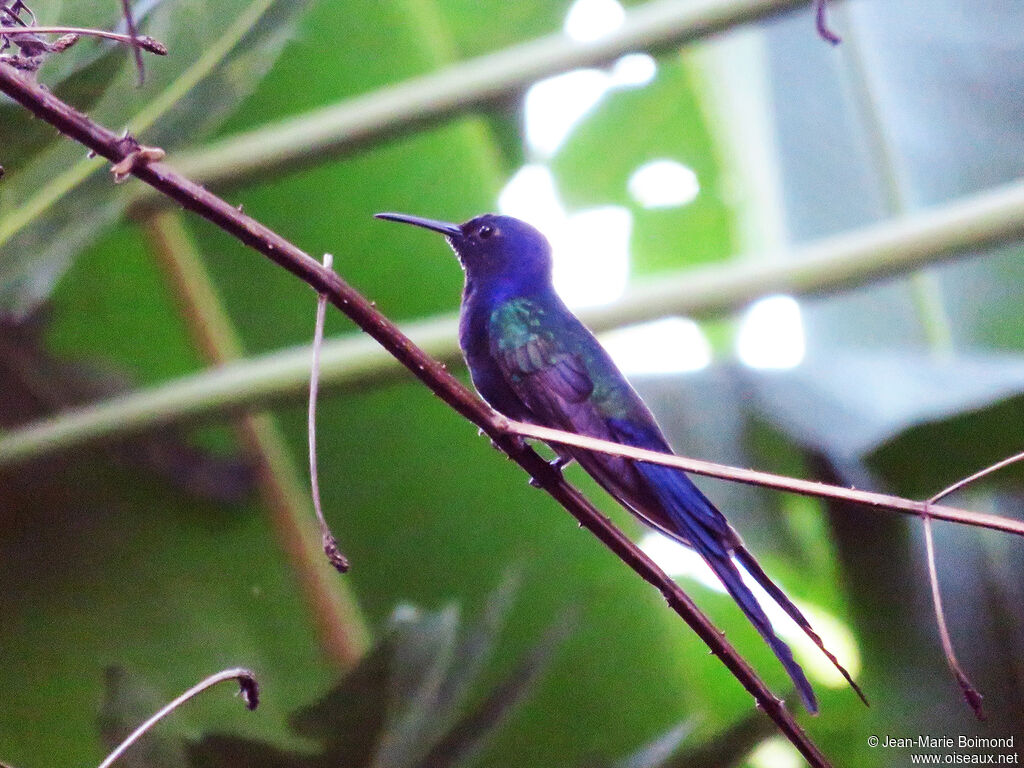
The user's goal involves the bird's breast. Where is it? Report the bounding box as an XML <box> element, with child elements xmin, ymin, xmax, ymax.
<box><xmin>458</xmin><ymin>286</ymin><xmax>531</xmax><ymax>420</ymax></box>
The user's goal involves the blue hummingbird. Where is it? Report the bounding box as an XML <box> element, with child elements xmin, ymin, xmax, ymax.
<box><xmin>376</xmin><ymin>211</ymin><xmax>864</xmax><ymax>713</ymax></box>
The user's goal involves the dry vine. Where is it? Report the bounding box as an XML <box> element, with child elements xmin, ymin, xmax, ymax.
<box><xmin>97</xmin><ymin>668</ymin><xmax>258</xmax><ymax>768</ymax></box>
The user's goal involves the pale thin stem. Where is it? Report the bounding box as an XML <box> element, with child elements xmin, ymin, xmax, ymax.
<box><xmin>920</xmin><ymin>512</ymin><xmax>985</xmax><ymax>719</ymax></box>
<box><xmin>309</xmin><ymin>253</ymin><xmax>348</xmax><ymax>572</ymax></box>
<box><xmin>920</xmin><ymin>450</ymin><xmax>1024</xmax><ymax>719</ymax></box>
<box><xmin>96</xmin><ymin>668</ymin><xmax>258</xmax><ymax>768</ymax></box>
<box><xmin>118</xmin><ymin>0</ymin><xmax>147</xmax><ymax>83</ymax></box>
<box><xmin>144</xmin><ymin>211</ymin><xmax>367</xmax><ymax>668</ymax></box>
<box><xmin>501</xmin><ymin>419</ymin><xmax>1024</xmax><ymax>538</ymax></box>
<box><xmin>0</xmin><ymin>26</ymin><xmax>166</xmax><ymax>53</ymax></box>
<box><xmin>930</xmin><ymin>451</ymin><xmax>1024</xmax><ymax>505</ymax></box>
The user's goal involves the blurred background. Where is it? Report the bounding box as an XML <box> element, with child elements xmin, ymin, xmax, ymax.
<box><xmin>1</xmin><ymin>0</ymin><xmax>1023</xmax><ymax>766</ymax></box>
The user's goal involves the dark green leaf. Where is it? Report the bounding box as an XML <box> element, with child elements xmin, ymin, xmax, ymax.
<box><xmin>413</xmin><ymin>606</ymin><xmax>569</xmax><ymax>768</ymax></box>
<box><xmin>190</xmin><ymin>581</ymin><xmax>560</xmax><ymax>768</ymax></box>
<box><xmin>287</xmin><ymin>634</ymin><xmax>393</xmax><ymax>766</ymax></box>
<box><xmin>188</xmin><ymin>735</ymin><xmax>309</xmax><ymax>768</ymax></box>
<box><xmin>0</xmin><ymin>312</ymin><xmax>254</xmax><ymax>502</ymax></box>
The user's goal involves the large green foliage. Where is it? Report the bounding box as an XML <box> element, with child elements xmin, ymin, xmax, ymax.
<box><xmin>1</xmin><ymin>1</ymin><xmax>1022</xmax><ymax>767</ymax></box>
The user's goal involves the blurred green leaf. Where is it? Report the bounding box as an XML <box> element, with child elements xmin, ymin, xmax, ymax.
<box><xmin>188</xmin><ymin>577</ymin><xmax>560</xmax><ymax>768</ymax></box>
<box><xmin>0</xmin><ymin>311</ymin><xmax>254</xmax><ymax>502</ymax></box>
<box><xmin>607</xmin><ymin>723</ymin><xmax>691</xmax><ymax>768</ymax></box>
<box><xmin>0</xmin><ymin>50</ymin><xmax>122</xmax><ymax>167</ymax></box>
<box><xmin>0</xmin><ymin>0</ymin><xmax>312</xmax><ymax>316</ymax></box>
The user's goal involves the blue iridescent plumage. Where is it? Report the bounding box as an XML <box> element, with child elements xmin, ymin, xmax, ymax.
<box><xmin>377</xmin><ymin>211</ymin><xmax>865</xmax><ymax>713</ymax></box>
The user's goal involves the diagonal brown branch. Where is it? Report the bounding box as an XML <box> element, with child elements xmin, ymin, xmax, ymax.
<box><xmin>0</xmin><ymin>62</ymin><xmax>829</xmax><ymax>767</ymax></box>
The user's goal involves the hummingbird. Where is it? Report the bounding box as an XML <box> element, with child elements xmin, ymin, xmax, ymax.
<box><xmin>376</xmin><ymin>211</ymin><xmax>864</xmax><ymax>713</ymax></box>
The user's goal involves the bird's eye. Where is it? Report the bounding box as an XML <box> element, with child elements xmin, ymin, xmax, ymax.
<box><xmin>478</xmin><ymin>224</ymin><xmax>495</xmax><ymax>239</ymax></box>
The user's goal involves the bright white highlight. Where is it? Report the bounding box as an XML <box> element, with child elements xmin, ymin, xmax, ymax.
<box><xmin>564</xmin><ymin>0</ymin><xmax>625</xmax><ymax>42</ymax></box>
<box><xmin>524</xmin><ymin>1</ymin><xmax>654</xmax><ymax>159</ymax></box>
<box><xmin>628</xmin><ymin>159</ymin><xmax>700</xmax><ymax>209</ymax></box>
<box><xmin>600</xmin><ymin>318</ymin><xmax>712</xmax><ymax>376</ymax></box>
<box><xmin>497</xmin><ymin>172</ymin><xmax>632</xmax><ymax>309</ymax></box>
<box><xmin>610</xmin><ymin>53</ymin><xmax>657</xmax><ymax>87</ymax></box>
<box><xmin>639</xmin><ymin>531</ymin><xmax>861</xmax><ymax>687</ymax></box>
<box><xmin>736</xmin><ymin>294</ymin><xmax>806</xmax><ymax>369</ymax></box>
<box><xmin>749</xmin><ymin>738</ymin><xmax>804</xmax><ymax>768</ymax></box>
<box><xmin>524</xmin><ymin>69</ymin><xmax>609</xmax><ymax>157</ymax></box>
<box><xmin>551</xmin><ymin>206</ymin><xmax>632</xmax><ymax>309</ymax></box>
<box><xmin>497</xmin><ymin>164</ymin><xmax>565</xmax><ymax>233</ymax></box>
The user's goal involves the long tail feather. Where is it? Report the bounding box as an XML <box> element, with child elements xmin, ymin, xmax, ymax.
<box><xmin>705</xmin><ymin>545</ymin><xmax>819</xmax><ymax>713</ymax></box>
<box><xmin>733</xmin><ymin>546</ymin><xmax>869</xmax><ymax>707</ymax></box>
<box><xmin>634</xmin><ymin>462</ymin><xmax>819</xmax><ymax>713</ymax></box>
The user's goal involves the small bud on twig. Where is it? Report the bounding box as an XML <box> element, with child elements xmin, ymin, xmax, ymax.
<box><xmin>110</xmin><ymin>145</ymin><xmax>165</xmax><ymax>183</ymax></box>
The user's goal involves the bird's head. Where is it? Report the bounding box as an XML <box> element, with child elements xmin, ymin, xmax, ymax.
<box><xmin>375</xmin><ymin>212</ymin><xmax>553</xmax><ymax>288</ymax></box>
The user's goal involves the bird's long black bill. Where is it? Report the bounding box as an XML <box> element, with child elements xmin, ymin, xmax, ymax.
<box><xmin>375</xmin><ymin>212</ymin><xmax>462</xmax><ymax>237</ymax></box>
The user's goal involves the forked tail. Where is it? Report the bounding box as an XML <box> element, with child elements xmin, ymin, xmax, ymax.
<box><xmin>635</xmin><ymin>460</ymin><xmax>866</xmax><ymax>712</ymax></box>
<box><xmin>733</xmin><ymin>545</ymin><xmax>869</xmax><ymax>707</ymax></box>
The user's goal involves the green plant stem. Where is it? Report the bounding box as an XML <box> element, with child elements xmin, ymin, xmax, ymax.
<box><xmin>2</xmin><ymin>177</ymin><xmax>1022</xmax><ymax>467</ymax></box>
<box><xmin>147</xmin><ymin>0</ymin><xmax>815</xmax><ymax>192</ymax></box>
<box><xmin>144</xmin><ymin>209</ymin><xmax>370</xmax><ymax>669</ymax></box>
<box><xmin>837</xmin><ymin>8</ymin><xmax>957</xmax><ymax>355</ymax></box>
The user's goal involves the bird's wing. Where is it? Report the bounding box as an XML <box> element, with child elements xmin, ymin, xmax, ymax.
<box><xmin>487</xmin><ymin>299</ymin><xmax>863</xmax><ymax>712</ymax></box>
<box><xmin>488</xmin><ymin>298</ymin><xmax>596</xmax><ymax>425</ymax></box>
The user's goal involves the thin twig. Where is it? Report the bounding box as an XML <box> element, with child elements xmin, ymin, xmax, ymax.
<box><xmin>96</xmin><ymin>668</ymin><xmax>258</xmax><ymax>768</ymax></box>
<box><xmin>309</xmin><ymin>253</ymin><xmax>349</xmax><ymax>572</ymax></box>
<box><xmin>500</xmin><ymin>419</ymin><xmax>1024</xmax><ymax>539</ymax></box>
<box><xmin>144</xmin><ymin>211</ymin><xmax>368</xmax><ymax>668</ymax></box>
<box><xmin>920</xmin><ymin>451</ymin><xmax>1024</xmax><ymax>720</ymax></box>
<box><xmin>0</xmin><ymin>26</ymin><xmax>166</xmax><ymax>53</ymax></box>
<box><xmin>0</xmin><ymin>62</ymin><xmax>828</xmax><ymax>767</ymax></box>
<box><xmin>920</xmin><ymin>513</ymin><xmax>985</xmax><ymax>719</ymax></box>
<box><xmin>931</xmin><ymin>451</ymin><xmax>1024</xmax><ymax>505</ymax></box>
<box><xmin>118</xmin><ymin>0</ymin><xmax>147</xmax><ymax>84</ymax></box>
<box><xmin>814</xmin><ymin>0</ymin><xmax>840</xmax><ymax>45</ymax></box>
<box><xmin>2</xmin><ymin>3</ymin><xmax>30</xmax><ymax>25</ymax></box>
